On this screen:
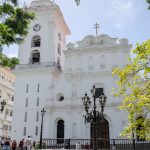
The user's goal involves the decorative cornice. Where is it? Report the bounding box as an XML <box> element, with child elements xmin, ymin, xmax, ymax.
<box><xmin>64</xmin><ymin>44</ymin><xmax>131</xmax><ymax>57</ymax></box>
<box><xmin>14</xmin><ymin>62</ymin><xmax>62</xmax><ymax>76</ymax></box>
<box><xmin>76</xmin><ymin>34</ymin><xmax>117</xmax><ymax>47</ymax></box>
<box><xmin>65</xmin><ymin>71</ymin><xmax>112</xmax><ymax>80</ymax></box>
<box><xmin>65</xmin><ymin>34</ymin><xmax>131</xmax><ymax>56</ymax></box>
<box><xmin>45</xmin><ymin>102</ymin><xmax>122</xmax><ymax>113</ymax></box>
<box><xmin>30</xmin><ymin>0</ymin><xmax>53</xmax><ymax>9</ymax></box>
<box><xmin>30</xmin><ymin>5</ymin><xmax>51</xmax><ymax>12</ymax></box>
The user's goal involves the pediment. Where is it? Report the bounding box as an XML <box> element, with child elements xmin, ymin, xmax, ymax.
<box><xmin>76</xmin><ymin>34</ymin><xmax>118</xmax><ymax>48</ymax></box>
<box><xmin>66</xmin><ymin>34</ymin><xmax>130</xmax><ymax>52</ymax></box>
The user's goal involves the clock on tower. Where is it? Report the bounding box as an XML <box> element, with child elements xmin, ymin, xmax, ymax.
<box><xmin>33</xmin><ymin>24</ymin><xmax>41</xmax><ymax>31</ymax></box>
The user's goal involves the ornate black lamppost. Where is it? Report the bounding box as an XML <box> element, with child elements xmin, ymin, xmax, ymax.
<box><xmin>39</xmin><ymin>108</ymin><xmax>46</xmax><ymax>149</ymax></box>
<box><xmin>0</xmin><ymin>100</ymin><xmax>6</xmax><ymax>112</ymax></box>
<box><xmin>82</xmin><ymin>86</ymin><xmax>107</xmax><ymax>150</ymax></box>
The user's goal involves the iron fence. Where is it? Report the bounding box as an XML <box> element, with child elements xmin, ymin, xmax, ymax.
<box><xmin>42</xmin><ymin>138</ymin><xmax>150</xmax><ymax>150</ymax></box>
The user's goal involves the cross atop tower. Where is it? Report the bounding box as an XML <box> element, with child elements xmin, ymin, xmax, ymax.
<box><xmin>93</xmin><ymin>22</ymin><xmax>100</xmax><ymax>36</ymax></box>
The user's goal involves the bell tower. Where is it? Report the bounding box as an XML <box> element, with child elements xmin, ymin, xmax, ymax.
<box><xmin>18</xmin><ymin>0</ymin><xmax>70</xmax><ymax>69</ymax></box>
<box><xmin>12</xmin><ymin>0</ymin><xmax>70</xmax><ymax>141</ymax></box>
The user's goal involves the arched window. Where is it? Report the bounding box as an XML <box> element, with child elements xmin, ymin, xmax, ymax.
<box><xmin>95</xmin><ymin>87</ymin><xmax>103</xmax><ymax>98</ymax></box>
<box><xmin>36</xmin><ymin>111</ymin><xmax>39</xmax><ymax>122</ymax></box>
<box><xmin>32</xmin><ymin>50</ymin><xmax>40</xmax><ymax>63</ymax></box>
<box><xmin>58</xmin><ymin>33</ymin><xmax>61</xmax><ymax>41</ymax></box>
<box><xmin>24</xmin><ymin>112</ymin><xmax>27</xmax><ymax>122</ymax></box>
<box><xmin>88</xmin><ymin>56</ymin><xmax>94</xmax><ymax>70</ymax></box>
<box><xmin>100</xmin><ymin>55</ymin><xmax>106</xmax><ymax>69</ymax></box>
<box><xmin>31</xmin><ymin>35</ymin><xmax>41</xmax><ymax>47</ymax></box>
<box><xmin>57</xmin><ymin>57</ymin><xmax>61</xmax><ymax>69</ymax></box>
<box><xmin>57</xmin><ymin>120</ymin><xmax>64</xmax><ymax>143</ymax></box>
<box><xmin>58</xmin><ymin>43</ymin><xmax>61</xmax><ymax>55</ymax></box>
<box><xmin>136</xmin><ymin>116</ymin><xmax>145</xmax><ymax>140</ymax></box>
<box><xmin>72</xmin><ymin>123</ymin><xmax>77</xmax><ymax>138</ymax></box>
<box><xmin>94</xmin><ymin>83</ymin><xmax>104</xmax><ymax>98</ymax></box>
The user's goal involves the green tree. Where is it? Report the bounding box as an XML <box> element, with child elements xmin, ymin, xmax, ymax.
<box><xmin>0</xmin><ymin>52</ymin><xmax>19</xmax><ymax>69</ymax></box>
<box><xmin>75</xmin><ymin>0</ymin><xmax>80</xmax><ymax>5</ymax></box>
<box><xmin>112</xmin><ymin>40</ymin><xmax>150</xmax><ymax>139</ymax></box>
<box><xmin>0</xmin><ymin>0</ymin><xmax>34</xmax><ymax>68</ymax></box>
<box><xmin>0</xmin><ymin>0</ymin><xmax>34</xmax><ymax>49</ymax></box>
<box><xmin>147</xmin><ymin>0</ymin><xmax>150</xmax><ymax>9</ymax></box>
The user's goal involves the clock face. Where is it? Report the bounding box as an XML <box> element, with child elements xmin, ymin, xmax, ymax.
<box><xmin>33</xmin><ymin>24</ymin><xmax>41</xmax><ymax>31</ymax></box>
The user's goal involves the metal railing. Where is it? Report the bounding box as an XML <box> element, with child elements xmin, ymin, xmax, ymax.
<box><xmin>42</xmin><ymin>138</ymin><xmax>150</xmax><ymax>150</ymax></box>
<box><xmin>15</xmin><ymin>62</ymin><xmax>62</xmax><ymax>71</ymax></box>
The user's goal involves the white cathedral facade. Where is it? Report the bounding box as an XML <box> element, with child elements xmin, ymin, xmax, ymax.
<box><xmin>12</xmin><ymin>0</ymin><xmax>132</xmax><ymax>142</ymax></box>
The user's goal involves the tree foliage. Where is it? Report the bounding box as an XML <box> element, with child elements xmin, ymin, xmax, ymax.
<box><xmin>147</xmin><ymin>0</ymin><xmax>150</xmax><ymax>9</ymax></box>
<box><xmin>0</xmin><ymin>0</ymin><xmax>34</xmax><ymax>68</ymax></box>
<box><xmin>112</xmin><ymin>40</ymin><xmax>150</xmax><ymax>139</ymax></box>
<box><xmin>0</xmin><ymin>52</ymin><xmax>19</xmax><ymax>69</ymax></box>
<box><xmin>0</xmin><ymin>0</ymin><xmax>34</xmax><ymax>49</ymax></box>
<box><xmin>75</xmin><ymin>0</ymin><xmax>80</xmax><ymax>5</ymax></box>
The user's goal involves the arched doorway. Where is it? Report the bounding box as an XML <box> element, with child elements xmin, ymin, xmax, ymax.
<box><xmin>91</xmin><ymin>117</ymin><xmax>110</xmax><ymax>149</ymax></box>
<box><xmin>57</xmin><ymin>120</ymin><xmax>64</xmax><ymax>144</ymax></box>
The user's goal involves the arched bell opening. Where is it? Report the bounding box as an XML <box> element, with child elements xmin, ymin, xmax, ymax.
<box><xmin>31</xmin><ymin>35</ymin><xmax>41</xmax><ymax>47</ymax></box>
<box><xmin>31</xmin><ymin>50</ymin><xmax>40</xmax><ymax>63</ymax></box>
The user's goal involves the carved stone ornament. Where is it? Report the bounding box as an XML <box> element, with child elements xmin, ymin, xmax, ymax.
<box><xmin>76</xmin><ymin>34</ymin><xmax>118</xmax><ymax>48</ymax></box>
<box><xmin>66</xmin><ymin>42</ymin><xmax>75</xmax><ymax>49</ymax></box>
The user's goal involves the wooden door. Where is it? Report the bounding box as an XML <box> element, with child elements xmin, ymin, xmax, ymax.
<box><xmin>57</xmin><ymin>120</ymin><xmax>64</xmax><ymax>144</ymax></box>
<box><xmin>91</xmin><ymin>118</ymin><xmax>110</xmax><ymax>149</ymax></box>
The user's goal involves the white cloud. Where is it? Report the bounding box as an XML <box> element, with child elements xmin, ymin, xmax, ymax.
<box><xmin>3</xmin><ymin>45</ymin><xmax>18</xmax><ymax>58</ymax></box>
<box><xmin>115</xmin><ymin>23</ymin><xmax>123</xmax><ymax>29</ymax></box>
<box><xmin>7</xmin><ymin>53</ymin><xmax>18</xmax><ymax>58</ymax></box>
<box><xmin>105</xmin><ymin>0</ymin><xmax>139</xmax><ymax>29</ymax></box>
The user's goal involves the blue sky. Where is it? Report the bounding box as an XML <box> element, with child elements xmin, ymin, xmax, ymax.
<box><xmin>3</xmin><ymin>0</ymin><xmax>150</xmax><ymax>57</ymax></box>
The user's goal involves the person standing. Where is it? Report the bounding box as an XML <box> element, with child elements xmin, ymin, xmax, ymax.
<box><xmin>12</xmin><ymin>140</ymin><xmax>17</xmax><ymax>150</ymax></box>
<box><xmin>19</xmin><ymin>139</ymin><xmax>24</xmax><ymax>150</ymax></box>
<box><xmin>26</xmin><ymin>139</ymin><xmax>31</xmax><ymax>150</ymax></box>
<box><xmin>3</xmin><ymin>138</ymin><xmax>10</xmax><ymax>150</ymax></box>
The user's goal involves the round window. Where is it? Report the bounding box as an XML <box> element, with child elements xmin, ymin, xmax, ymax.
<box><xmin>59</xmin><ymin>96</ymin><xmax>64</xmax><ymax>101</ymax></box>
<box><xmin>56</xmin><ymin>93</ymin><xmax>64</xmax><ymax>102</ymax></box>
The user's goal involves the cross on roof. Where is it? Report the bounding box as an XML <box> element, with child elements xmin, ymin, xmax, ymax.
<box><xmin>94</xmin><ymin>22</ymin><xmax>100</xmax><ymax>36</ymax></box>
